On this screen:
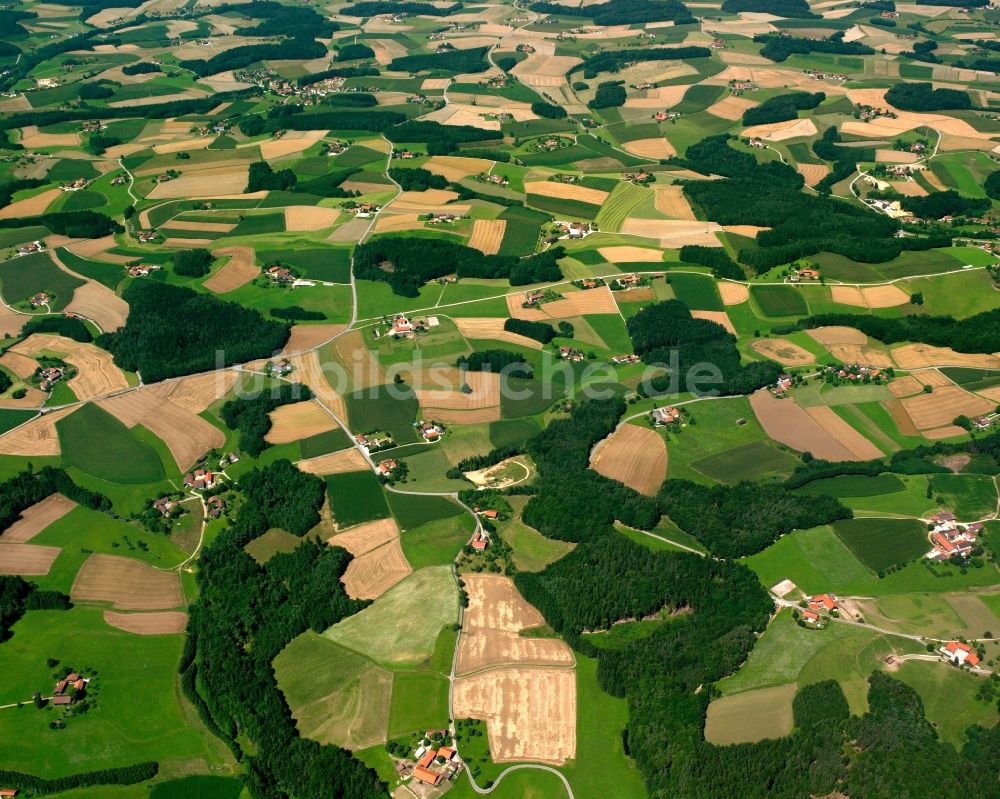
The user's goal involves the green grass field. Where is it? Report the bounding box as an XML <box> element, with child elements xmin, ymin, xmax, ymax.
<box><xmin>503</xmin><ymin>519</ymin><xmax>575</xmax><ymax>572</ymax></box>
<box><xmin>929</xmin><ymin>473</ymin><xmax>998</xmax><ymax>520</ymax></box>
<box><xmin>274</xmin><ymin>632</ymin><xmax>391</xmax><ymax>750</ymax></box>
<box><xmin>668</xmin><ymin>272</ymin><xmax>723</xmax><ymax>311</ymax></box>
<box><xmin>594</xmin><ymin>183</ymin><xmax>650</xmax><ymax>233</ymax></box>
<box><xmin>387</xmin><ymin>489</ymin><xmax>464</xmax><ymax>531</ymax></box>
<box><xmin>344</xmin><ymin>387</ymin><xmax>420</xmax><ymax>444</ymax></box>
<box><xmin>55</xmin><ymin>248</ymin><xmax>123</xmax><ymax>290</ymax></box>
<box><xmin>0</xmin><ymin>409</ymin><xmax>35</xmax><ymax>435</ymax></box>
<box><xmin>298</xmin><ymin>428</ymin><xmax>352</xmax><ymax>459</ymax></box>
<box><xmin>400</xmin><ymin>513</ymin><xmax>471</xmax><ymax>569</ymax></box>
<box><xmin>259</xmin><ymin>247</ymin><xmax>351</xmax><ymax>283</ymax></box>
<box><xmin>704</xmin><ymin>683</ymin><xmax>796</xmax><ymax>745</ymax></box>
<box><xmin>244</xmin><ymin>528</ymin><xmax>304</xmax><ymax>564</ymax></box>
<box><xmin>0</xmin><ymin>607</ymin><xmax>231</xmax><ymax>778</ymax></box>
<box><xmin>831</xmin><ymin>518</ymin><xmax>930</xmax><ymax>573</ymax></box>
<box><xmin>149</xmin><ymin>776</ymin><xmax>243</xmax><ymax>799</ymax></box>
<box><xmin>752</xmin><ymin>284</ymin><xmax>809</xmax><ymax>317</ymax></box>
<box><xmin>326</xmin><ymin>470</ymin><xmax>391</xmax><ymax>528</ymax></box>
<box><xmin>324</xmin><ymin>566</ymin><xmax>458</xmax><ymax>666</ymax></box>
<box><xmin>57</xmin><ymin>404</ymin><xmax>166</xmax><ymax>484</ymax></box>
<box><xmin>0</xmin><ymin>251</ymin><xmax>84</xmax><ymax>310</ymax></box>
<box><xmin>387</xmin><ymin>670</ymin><xmax>449</xmax><ymax>738</ymax></box>
<box><xmin>693</xmin><ymin>440</ymin><xmax>800</xmax><ymax>484</ymax></box>
<box><xmin>797</xmin><ymin>474</ymin><xmax>905</xmax><ymax>498</ymax></box>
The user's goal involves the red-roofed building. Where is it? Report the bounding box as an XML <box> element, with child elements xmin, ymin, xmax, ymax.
<box><xmin>0</xmin><ymin>788</ymin><xmax>19</xmax><ymax>797</ymax></box>
<box><xmin>808</xmin><ymin>594</ymin><xmax>838</xmax><ymax>612</ymax></box>
<box><xmin>412</xmin><ymin>766</ymin><xmax>442</xmax><ymax>786</ymax></box>
<box><xmin>801</xmin><ymin>610</ymin><xmax>820</xmax><ymax>625</ymax></box>
<box><xmin>438</xmin><ymin>746</ymin><xmax>456</xmax><ymax>760</ymax></box>
<box><xmin>479</xmin><ymin>509</ymin><xmax>498</xmax><ymax>520</ymax></box>
<box><xmin>941</xmin><ymin>640</ymin><xmax>980</xmax><ymax>667</ymax></box>
<box><xmin>417</xmin><ymin>749</ymin><xmax>437</xmax><ymax>770</ymax></box>
<box><xmin>472</xmin><ymin>531</ymin><xmax>488</xmax><ymax>551</ymax></box>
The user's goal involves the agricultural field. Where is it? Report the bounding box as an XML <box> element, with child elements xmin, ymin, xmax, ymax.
<box><xmin>1</xmin><ymin>0</ymin><xmax>1000</xmax><ymax>795</ymax></box>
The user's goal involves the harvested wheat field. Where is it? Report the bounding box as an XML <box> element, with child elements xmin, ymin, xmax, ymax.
<box><xmin>719</xmin><ymin>282</ymin><xmax>749</xmax><ymax>305</ymax></box>
<box><xmin>899</xmin><ymin>386</ymin><xmax>994</xmax><ymax>431</ymax></box>
<box><xmin>333</xmin><ymin>330</ymin><xmax>384</xmax><ymax>390</ymax></box>
<box><xmin>260</xmin><ymin>133</ymin><xmax>325</xmax><ymax>160</ymax></box>
<box><xmin>454</xmin><ymin>317</ymin><xmax>544</xmax><ymax>349</ymax></box>
<box><xmin>0</xmin><ymin>407</ymin><xmax>76</xmax><ymax>456</ymax></box>
<box><xmin>103</xmin><ymin>610</ymin><xmax>188</xmax><ymax>635</ymax></box>
<box><xmin>542</xmin><ymin>286</ymin><xmax>618</xmax><ymax>318</ymax></box>
<box><xmin>468</xmin><ymin>219</ymin><xmax>507</xmax><ymax>255</ymax></box>
<box><xmin>892</xmin><ymin>344</ymin><xmax>1000</xmax><ymax>370</ymax></box>
<box><xmin>19</xmin><ymin>126</ymin><xmax>81</xmax><ymax>148</ymax></box>
<box><xmin>0</xmin><ymin>543</ymin><xmax>61</xmax><ymax>576</ymax></box>
<box><xmin>890</xmin><ymin>370</ymin><xmax>952</xmax><ymax>397</ymax></box>
<box><xmin>162</xmin><ymin>237</ymin><xmax>214</xmax><ymax>249</ymax></box>
<box><xmin>751</xmin><ymin>338</ymin><xmax>815</xmax><ymax>366</ymax></box>
<box><xmin>511</xmin><ymin>54</ymin><xmax>581</xmax><ymax>86</ymax></box>
<box><xmin>285</xmin><ymin>205</ymin><xmax>340</xmax><ymax>232</ymax></box>
<box><xmin>281</xmin><ymin>323</ymin><xmax>345</xmax><ymax>355</ymax></box>
<box><xmin>743</xmin><ymin>118</ymin><xmax>818</xmax><ymax>142</ymax></box>
<box><xmin>165</xmin><ymin>220</ymin><xmax>236</xmax><ymax>233</ymax></box>
<box><xmin>422</xmin><ymin>78</ymin><xmax>452</xmax><ymax>90</ymax></box>
<box><xmin>692</xmin><ymin>310</ymin><xmax>736</xmax><ymax>335</ymax></box>
<box><xmin>807</xmin><ymin>326</ymin><xmax>867</xmax><ymax>346</ymax></box>
<box><xmin>162</xmin><ymin>370</ymin><xmax>239</xmax><ymax>413</ymax></box>
<box><xmin>391</xmin><ymin>189</ymin><xmax>470</xmax><ymax>216</ymax></box>
<box><xmin>328</xmin><ymin>216</ymin><xmax>372</xmax><ymax>243</ymax></box>
<box><xmin>298</xmin><ymin>447</ymin><xmax>368</xmax><ymax>475</ymax></box>
<box><xmin>153</xmin><ymin>137</ymin><xmax>213</xmax><ymax>155</ymax></box>
<box><xmin>0</xmin><ymin>387</ymin><xmax>46</xmax><ymax>410</ymax></box>
<box><xmin>863</xmin><ymin>285</ymin><xmax>910</xmax><ymax>308</ymax></box>
<box><xmin>922</xmin><ymin>425</ymin><xmax>966</xmax><ymax>440</ymax></box>
<box><xmin>505</xmin><ymin>292</ymin><xmax>549</xmax><ymax>321</ymax></box>
<box><xmin>875</xmin><ymin>149</ymin><xmax>919</xmax><ymax>163</ymax></box>
<box><xmin>590</xmin><ymin>424</ymin><xmax>666</xmax><ymax>496</ymax></box>
<box><xmin>828</xmin><ymin>344</ymin><xmax>894</xmax><ymax>368</ymax></box>
<box><xmin>621</xmin><ymin>218</ymin><xmax>722</xmax><ymax>246</ymax></box>
<box><xmin>598</xmin><ymin>246</ymin><xmax>664</xmax><ymax>263</ymax></box>
<box><xmin>204</xmin><ymin>246</ymin><xmax>258</xmax><ymax>293</ymax></box>
<box><xmin>0</xmin><ymin>305</ymin><xmax>25</xmax><ymax>339</ymax></box>
<box><xmin>0</xmin><ymin>188</ymin><xmax>60</xmax><ymax>220</ymax></box>
<box><xmin>425</xmin><ymin>155</ymin><xmax>494</xmax><ymax>182</ymax></box>
<box><xmin>329</xmin><ymin>518</ymin><xmax>401</xmax><ymax>555</ymax></box>
<box><xmin>147</xmin><ymin>168</ymin><xmax>249</xmax><ymax>199</ymax></box>
<box><xmin>98</xmin><ymin>390</ymin><xmax>224</xmax><ymax>470</ymax></box>
<box><xmin>750</xmin><ymin>390</ymin><xmax>881</xmax><ymax>461</ymax></box>
<box><xmin>0</xmin><ymin>350</ymin><xmax>38</xmax><ymax>379</ymax></box>
<box><xmin>524</xmin><ymin>181</ymin><xmax>609</xmax><ymax>205</ymax></box>
<box><xmin>71</xmin><ymin>554</ymin><xmax>183</xmax><ymax>610</ymax></box>
<box><xmin>64</xmin><ymin>281</ymin><xmax>129</xmax><ymax>332</ymax></box>
<box><xmin>420</xmin><ymin>406</ymin><xmax>502</xmax><ymax>425</ymax></box>
<box><xmin>265</xmin><ymin>400</ymin><xmax>339</xmax><ymax>444</ymax></box>
<box><xmin>830</xmin><ymin>285</ymin><xmax>867</xmax><ymax>307</ymax></box>
<box><xmin>287</xmin><ymin>351</ymin><xmax>348</xmax><ymax>419</ymax></box>
<box><xmin>797</xmin><ymin>163</ymin><xmax>829</xmax><ymax>186</ymax></box>
<box><xmin>11</xmin><ymin>334</ymin><xmax>128</xmax><ymax>401</ymax></box>
<box><xmin>884</xmin><ymin>399</ymin><xmax>921</xmax><ymax>437</ymax></box>
<box><xmin>416</xmin><ymin>371</ymin><xmax>500</xmax><ymax>411</ymax></box>
<box><xmin>1</xmin><ymin>494</ymin><xmax>76</xmax><ymax>543</ymax></box>
<box><xmin>613</xmin><ymin>287</ymin><xmax>655</xmax><ymax>303</ymax></box>
<box><xmin>622</xmin><ymin>138</ymin><xmax>676</xmax><ymax>159</ymax></box>
<box><xmin>457</xmin><ymin>574</ymin><xmax>574</xmax><ymax>675</ymax></box>
<box><xmin>339</xmin><ymin>538</ymin><xmax>412</xmax><ymax>600</ymax></box>
<box><xmin>453</xmin><ymin>668</ymin><xmax>576</xmax><ymax>763</ymax></box>
<box><xmin>374</xmin><ymin>213</ymin><xmax>424</xmax><ymax>234</ymax></box>
<box><xmin>706</xmin><ymin>95</ymin><xmax>759</xmax><ymax>120</ymax></box>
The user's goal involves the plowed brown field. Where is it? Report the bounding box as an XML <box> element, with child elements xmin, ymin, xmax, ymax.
<box><xmin>590</xmin><ymin>424</ymin><xmax>667</xmax><ymax>496</ymax></box>
<box><xmin>0</xmin><ymin>543</ymin><xmax>61</xmax><ymax>575</ymax></box>
<box><xmin>1</xmin><ymin>494</ymin><xmax>75</xmax><ymax>543</ymax></box>
<box><xmin>204</xmin><ymin>246</ymin><xmax>258</xmax><ymax>293</ymax></box>
<box><xmin>71</xmin><ymin>554</ymin><xmax>183</xmax><ymax>610</ymax></box>
<box><xmin>103</xmin><ymin>610</ymin><xmax>188</xmax><ymax>634</ymax></box>
<box><xmin>751</xmin><ymin>338</ymin><xmax>815</xmax><ymax>366</ymax></box>
<box><xmin>265</xmin><ymin>400</ymin><xmax>339</xmax><ymax>444</ymax></box>
<box><xmin>468</xmin><ymin>219</ymin><xmax>506</xmax><ymax>255</ymax></box>
<box><xmin>298</xmin><ymin>448</ymin><xmax>368</xmax><ymax>475</ymax></box>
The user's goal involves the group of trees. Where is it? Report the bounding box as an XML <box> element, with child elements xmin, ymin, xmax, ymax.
<box><xmin>181</xmin><ymin>38</ymin><xmax>326</xmax><ymax>77</ymax></box>
<box><xmin>722</xmin><ymin>0</ymin><xmax>816</xmax><ymax>16</ymax></box>
<box><xmin>353</xmin><ymin>238</ymin><xmax>563</xmax><ymax>296</ymax></box>
<box><xmin>589</xmin><ymin>83</ymin><xmax>626</xmax><ymax>109</ymax></box>
<box><xmin>741</xmin><ymin>91</ymin><xmax>825</xmax><ymax>126</ymax></box>
<box><xmin>530</xmin><ymin>0</ymin><xmax>695</xmax><ymax>26</ymax></box>
<box><xmin>335</xmin><ymin>43</ymin><xmax>375</xmax><ymax>61</ymax></box>
<box><xmin>456</xmin><ymin>349</ymin><xmax>532</xmax><ymax>375</ymax></box>
<box><xmin>344</xmin><ymin>1</ymin><xmax>461</xmax><ymax>16</ymax></box>
<box><xmin>220</xmin><ymin>384</ymin><xmax>313</xmax><ymax>457</ymax></box>
<box><xmin>246</xmin><ymin>161</ymin><xmax>297</xmax><ymax>193</ymax></box>
<box><xmin>503</xmin><ymin>318</ymin><xmax>556</xmax><ymax>345</ymax></box>
<box><xmin>0</xmin><ymin>177</ymin><xmax>44</xmax><ymax>210</ymax></box>
<box><xmin>180</xmin><ymin>460</ymin><xmax>386</xmax><ymax>798</ymax></box>
<box><xmin>0</xmin><ymin>210</ymin><xmax>121</xmax><ymax>239</ymax></box>
<box><xmin>885</xmin><ymin>82</ymin><xmax>972</xmax><ymax>110</ymax></box>
<box><xmin>173</xmin><ymin>248</ymin><xmax>214</xmax><ymax>278</ymax></box>
<box><xmin>20</xmin><ymin>316</ymin><xmax>92</xmax><ymax>342</ymax></box>
<box><xmin>578</xmin><ymin>46</ymin><xmax>710</xmax><ymax>79</ymax></box>
<box><xmin>678</xmin><ymin>245</ymin><xmax>745</xmax><ymax>280</ymax></box>
<box><xmin>678</xmin><ymin>134</ymin><xmax>943</xmax><ymax>271</ymax></box>
<box><xmin>754</xmin><ymin>32</ymin><xmax>875</xmax><ymax>62</ymax></box>
<box><xmin>530</xmin><ymin>102</ymin><xmax>567</xmax><ymax>119</ymax></box>
<box><xmin>121</xmin><ymin>61</ymin><xmax>160</xmax><ymax>76</ymax></box>
<box><xmin>389</xmin><ymin>47</ymin><xmax>488</xmax><ymax>74</ymax></box>
<box><xmin>0</xmin><ymin>763</ymin><xmax>159</xmax><ymax>795</ymax></box>
<box><xmin>387</xmin><ymin>167</ymin><xmax>448</xmax><ymax>192</ymax></box>
<box><xmin>627</xmin><ymin>299</ymin><xmax>783</xmax><ymax>396</ymax></box>
<box><xmin>97</xmin><ymin>281</ymin><xmax>289</xmax><ymax>383</ymax></box>
<box><xmin>899</xmin><ymin>188</ymin><xmax>991</xmax><ymax>220</ymax></box>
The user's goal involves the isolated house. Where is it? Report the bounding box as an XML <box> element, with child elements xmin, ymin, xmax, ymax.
<box><xmin>941</xmin><ymin>641</ymin><xmax>980</xmax><ymax>668</ymax></box>
<box><xmin>801</xmin><ymin>610</ymin><xmax>820</xmax><ymax>625</ymax></box>
<box><xmin>652</xmin><ymin>406</ymin><xmax>681</xmax><ymax>425</ymax></box>
<box><xmin>808</xmin><ymin>594</ymin><xmax>838</xmax><ymax>612</ymax></box>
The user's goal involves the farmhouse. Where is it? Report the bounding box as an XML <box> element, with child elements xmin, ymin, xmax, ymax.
<box><xmin>59</xmin><ymin>177</ymin><xmax>89</xmax><ymax>192</ymax></box>
<box><xmin>266</xmin><ymin>265</ymin><xmax>294</xmax><ymax>284</ymax></box>
<box><xmin>52</xmin><ymin>695</ymin><xmax>74</xmax><ymax>706</ymax></box>
<box><xmin>471</xmin><ymin>530</ymin><xmax>489</xmax><ymax>551</ymax></box>
<box><xmin>613</xmin><ymin>273</ymin><xmax>645</xmax><ymax>290</ymax></box>
<box><xmin>808</xmin><ymin>594</ymin><xmax>838</xmax><ymax>612</ymax></box>
<box><xmin>207</xmin><ymin>495</ymin><xmax>225</xmax><ymax>519</ymax></box>
<box><xmin>267</xmin><ymin>359</ymin><xmax>292</xmax><ymax>377</ymax></box>
<box><xmin>940</xmin><ymin>641</ymin><xmax>980</xmax><ymax>668</ymax></box>
<box><xmin>392</xmin><ymin>315</ymin><xmax>415</xmax><ymax>337</ymax></box>
<box><xmin>926</xmin><ymin>519</ymin><xmax>977</xmax><ymax>561</ymax></box>
<box><xmin>773</xmin><ymin>374</ymin><xmax>793</xmax><ymax>396</ymax></box>
<box><xmin>0</xmin><ymin>788</ymin><xmax>18</xmax><ymax>797</ymax></box>
<box><xmin>801</xmin><ymin>609</ymin><xmax>821</xmax><ymax>625</ymax></box>
<box><xmin>126</xmin><ymin>263</ymin><xmax>160</xmax><ymax>277</ymax></box>
<box><xmin>378</xmin><ymin>459</ymin><xmax>398</xmax><ymax>477</ymax></box>
<box><xmin>184</xmin><ymin>468</ymin><xmax>215</xmax><ymax>489</ymax></box>
<box><xmin>29</xmin><ymin>292</ymin><xmax>51</xmax><ymax>307</ymax></box>
<box><xmin>136</xmin><ymin>230</ymin><xmax>158</xmax><ymax>243</ymax></box>
<box><xmin>476</xmin><ymin>508</ymin><xmax>499</xmax><ymax>520</ymax></box>
<box><xmin>559</xmin><ymin>346</ymin><xmax>584</xmax><ymax>362</ymax></box>
<box><xmin>652</xmin><ymin>406</ymin><xmax>681</xmax><ymax>425</ymax></box>
<box><xmin>419</xmin><ymin>422</ymin><xmax>443</xmax><ymax>441</ymax></box>
<box><xmin>612</xmin><ymin>354</ymin><xmax>639</xmax><ymax>364</ymax></box>
<box><xmin>412</xmin><ymin>767</ymin><xmax>442</xmax><ymax>786</ymax></box>
<box><xmin>152</xmin><ymin>497</ymin><xmax>175</xmax><ymax>517</ymax></box>
<box><xmin>37</xmin><ymin>366</ymin><xmax>64</xmax><ymax>390</ymax></box>
<box><xmin>17</xmin><ymin>241</ymin><xmax>43</xmax><ymax>256</ymax></box>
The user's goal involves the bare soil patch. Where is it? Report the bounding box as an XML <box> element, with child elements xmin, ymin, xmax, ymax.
<box><xmin>719</xmin><ymin>282</ymin><xmax>749</xmax><ymax>305</ymax></box>
<box><xmin>831</xmin><ymin>285</ymin><xmax>867</xmax><ymax>307</ymax></box>
<box><xmin>416</xmin><ymin>371</ymin><xmax>500</xmax><ymax>411</ymax></box>
<box><xmin>805</xmin><ymin>405</ymin><xmax>884</xmax><ymax>459</ymax></box>
<box><xmin>425</xmin><ymin>155</ymin><xmax>494</xmax><ymax>182</ymax></box>
<box><xmin>542</xmin><ymin>286</ymin><xmax>617</xmax><ymax>318</ymax></box>
<box><xmin>621</xmin><ymin>218</ymin><xmax>722</xmax><ymax>246</ymax></box>
<box><xmin>0</xmin><ymin>350</ymin><xmax>38</xmax><ymax>379</ymax></box>
<box><xmin>511</xmin><ymin>54</ymin><xmax>581</xmax><ymax>86</ymax></box>
<box><xmin>374</xmin><ymin>213</ymin><xmax>423</xmax><ymax>234</ymax></box>
<box><xmin>103</xmin><ymin>610</ymin><xmax>187</xmax><ymax>635</ymax></box>
<box><xmin>923</xmin><ymin>425</ymin><xmax>967</xmax><ymax>440</ymax></box>
<box><xmin>63</xmin><ymin>281</ymin><xmax>129</xmax><ymax>332</ymax></box>
<box><xmin>1</xmin><ymin>494</ymin><xmax>75</xmax><ymax>543</ymax></box>
<box><xmin>829</xmin><ymin>344</ymin><xmax>894</xmax><ymax>368</ymax></box>
<box><xmin>285</xmin><ymin>205</ymin><xmax>341</xmax><ymax>232</ymax></box>
<box><xmin>71</xmin><ymin>554</ymin><xmax>183</xmax><ymax>610</ymax></box>
<box><xmin>590</xmin><ymin>424</ymin><xmax>666</xmax><ymax>496</ymax></box>
<box><xmin>751</xmin><ymin>338</ymin><xmax>815</xmax><ymax>366</ymax></box>
<box><xmin>265</xmin><ymin>400</ymin><xmax>339</xmax><ymax>444</ymax></box>
<box><xmin>19</xmin><ymin>126</ymin><xmax>81</xmax><ymax>148</ymax></box>
<box><xmin>899</xmin><ymin>386</ymin><xmax>994</xmax><ymax>431</ymax></box>
<box><xmin>468</xmin><ymin>219</ymin><xmax>507</xmax><ymax>255</ymax></box>
<box><xmin>862</xmin><ymin>285</ymin><xmax>909</xmax><ymax>308</ymax></box>
<box><xmin>453</xmin><ymin>668</ymin><xmax>576</xmax><ymax>764</ymax></box>
<box><xmin>147</xmin><ymin>168</ymin><xmax>249</xmax><ymax>199</ymax></box>
<box><xmin>333</xmin><ymin>330</ymin><xmax>384</xmax><ymax>390</ymax></box>
<box><xmin>875</xmin><ymin>149</ymin><xmax>919</xmax><ymax>163</ymax></box>
<box><xmin>298</xmin><ymin>448</ymin><xmax>368</xmax><ymax>475</ymax></box>
<box><xmin>204</xmin><ymin>245</ymin><xmax>258</xmax><ymax>293</ymax></box>
<box><xmin>260</xmin><ymin>133</ymin><xmax>325</xmax><ymax>160</ymax></box>
<box><xmin>750</xmin><ymin>389</ymin><xmax>875</xmax><ymax>461</ymax></box>
<box><xmin>742</xmin><ymin>118</ymin><xmax>817</xmax><ymax>141</ymax></box>
<box><xmin>0</xmin><ymin>543</ymin><xmax>61</xmax><ymax>575</ymax></box>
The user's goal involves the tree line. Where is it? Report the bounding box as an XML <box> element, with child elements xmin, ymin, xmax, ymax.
<box><xmin>755</xmin><ymin>32</ymin><xmax>875</xmax><ymax>62</ymax></box>
<box><xmin>221</xmin><ymin>384</ymin><xmax>314</xmax><ymax>457</ymax></box>
<box><xmin>742</xmin><ymin>91</ymin><xmax>825</xmax><ymax>126</ymax></box>
<box><xmin>353</xmin><ymin>238</ymin><xmax>563</xmax><ymax>296</ymax></box>
<box><xmin>0</xmin><ymin>466</ymin><xmax>110</xmax><ymax>535</ymax></box>
<box><xmin>885</xmin><ymin>82</ymin><xmax>971</xmax><ymax>111</ymax></box>
<box><xmin>578</xmin><ymin>46</ymin><xmax>710</xmax><ymax>79</ymax></box>
<box><xmin>530</xmin><ymin>0</ymin><xmax>695</xmax><ymax>26</ymax></box>
<box><xmin>456</xmin><ymin>349</ymin><xmax>532</xmax><ymax>375</ymax></box>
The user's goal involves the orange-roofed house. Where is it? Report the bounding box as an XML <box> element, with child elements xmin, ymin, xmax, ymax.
<box><xmin>802</xmin><ymin>610</ymin><xmax>820</xmax><ymax>625</ymax></box>
<box><xmin>417</xmin><ymin>750</ymin><xmax>437</xmax><ymax>769</ymax></box>
<box><xmin>480</xmin><ymin>509</ymin><xmax>498</xmax><ymax>520</ymax></box>
<box><xmin>0</xmin><ymin>789</ymin><xmax>19</xmax><ymax>797</ymax></box>
<box><xmin>438</xmin><ymin>746</ymin><xmax>456</xmax><ymax>760</ymax></box>
<box><xmin>941</xmin><ymin>641</ymin><xmax>980</xmax><ymax>667</ymax></box>
<box><xmin>412</xmin><ymin>766</ymin><xmax>442</xmax><ymax>786</ymax></box>
<box><xmin>809</xmin><ymin>594</ymin><xmax>838</xmax><ymax>612</ymax></box>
